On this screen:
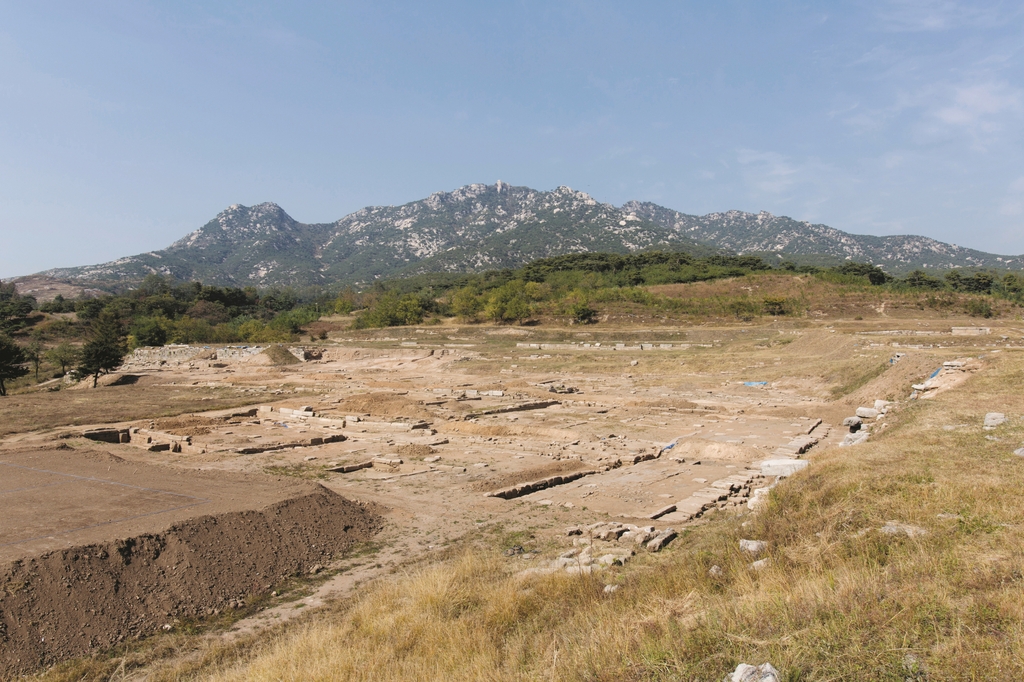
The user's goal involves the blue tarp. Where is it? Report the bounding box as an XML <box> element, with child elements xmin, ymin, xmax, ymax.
<box><xmin>743</xmin><ymin>381</ymin><xmax>768</xmax><ymax>386</ymax></box>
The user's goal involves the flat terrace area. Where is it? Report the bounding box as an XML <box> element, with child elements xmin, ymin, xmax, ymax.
<box><xmin>0</xmin><ymin>445</ymin><xmax>316</xmax><ymax>564</ymax></box>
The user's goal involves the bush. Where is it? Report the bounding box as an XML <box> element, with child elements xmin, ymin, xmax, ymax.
<box><xmin>565</xmin><ymin>301</ymin><xmax>596</xmax><ymax>324</ymax></box>
<box><xmin>762</xmin><ymin>296</ymin><xmax>792</xmax><ymax>316</ymax></box>
<box><xmin>726</xmin><ymin>299</ymin><xmax>762</xmax><ymax>320</ymax></box>
<box><xmin>964</xmin><ymin>298</ymin><xmax>994</xmax><ymax>318</ymax></box>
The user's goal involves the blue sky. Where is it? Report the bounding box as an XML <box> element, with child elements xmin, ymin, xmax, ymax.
<box><xmin>2</xmin><ymin>1</ymin><xmax>1023</xmax><ymax>277</ymax></box>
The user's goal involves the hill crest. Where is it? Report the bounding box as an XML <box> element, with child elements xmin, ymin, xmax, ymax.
<box><xmin>27</xmin><ymin>183</ymin><xmax>1024</xmax><ymax>289</ymax></box>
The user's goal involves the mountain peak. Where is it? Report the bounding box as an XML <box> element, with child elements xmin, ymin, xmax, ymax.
<box><xmin>31</xmin><ymin>182</ymin><xmax>1024</xmax><ymax>288</ymax></box>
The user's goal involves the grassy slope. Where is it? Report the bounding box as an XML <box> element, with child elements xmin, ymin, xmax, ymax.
<box><xmin>152</xmin><ymin>352</ymin><xmax>1024</xmax><ymax>681</ymax></box>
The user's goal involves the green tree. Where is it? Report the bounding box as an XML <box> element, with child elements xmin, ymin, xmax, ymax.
<box><xmin>903</xmin><ymin>270</ymin><xmax>943</xmax><ymax>290</ymax></box>
<box><xmin>45</xmin><ymin>341</ymin><xmax>79</xmax><ymax>376</ymax></box>
<box><xmin>354</xmin><ymin>293</ymin><xmax>425</xmax><ymax>328</ymax></box>
<box><xmin>450</xmin><ymin>286</ymin><xmax>482</xmax><ymax>321</ymax></box>
<box><xmin>24</xmin><ymin>340</ymin><xmax>42</xmax><ymax>381</ymax></box>
<box><xmin>75</xmin><ymin>311</ymin><xmax>128</xmax><ymax>388</ymax></box>
<box><xmin>130</xmin><ymin>317</ymin><xmax>170</xmax><ymax>348</ymax></box>
<box><xmin>485</xmin><ymin>281</ymin><xmax>533</xmax><ymax>324</ymax></box>
<box><xmin>0</xmin><ymin>333</ymin><xmax>28</xmax><ymax>396</ymax></box>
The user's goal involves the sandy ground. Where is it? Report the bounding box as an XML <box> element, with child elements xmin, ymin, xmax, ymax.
<box><xmin>3</xmin><ymin>317</ymin><xmax>1022</xmax><ymax>675</ymax></box>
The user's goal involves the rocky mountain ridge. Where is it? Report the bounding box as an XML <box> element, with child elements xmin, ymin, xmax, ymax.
<box><xmin>30</xmin><ymin>183</ymin><xmax>1024</xmax><ymax>289</ymax></box>
<box><xmin>623</xmin><ymin>202</ymin><xmax>1024</xmax><ymax>271</ymax></box>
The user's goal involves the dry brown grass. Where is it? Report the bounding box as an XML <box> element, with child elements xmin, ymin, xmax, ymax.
<box><xmin>0</xmin><ymin>382</ymin><xmax>257</xmax><ymax>436</ymax></box>
<box><xmin>645</xmin><ymin>272</ymin><xmax>1021</xmax><ymax>322</ymax></box>
<box><xmin>166</xmin><ymin>351</ymin><xmax>1024</xmax><ymax>681</ymax></box>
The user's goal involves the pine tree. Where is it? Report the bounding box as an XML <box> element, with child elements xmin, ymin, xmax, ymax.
<box><xmin>0</xmin><ymin>333</ymin><xmax>28</xmax><ymax>396</ymax></box>
<box><xmin>76</xmin><ymin>311</ymin><xmax>128</xmax><ymax>388</ymax></box>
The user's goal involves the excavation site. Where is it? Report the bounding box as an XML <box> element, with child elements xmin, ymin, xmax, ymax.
<box><xmin>4</xmin><ymin>307</ymin><xmax>1022</xmax><ymax>679</ymax></box>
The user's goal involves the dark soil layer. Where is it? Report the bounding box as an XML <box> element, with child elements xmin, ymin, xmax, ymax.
<box><xmin>0</xmin><ymin>486</ymin><xmax>382</xmax><ymax>677</ymax></box>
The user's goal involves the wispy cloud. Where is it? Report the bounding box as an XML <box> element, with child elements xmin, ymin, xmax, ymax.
<box><xmin>875</xmin><ymin>0</ymin><xmax>1006</xmax><ymax>32</ymax></box>
<box><xmin>918</xmin><ymin>80</ymin><xmax>1024</xmax><ymax>148</ymax></box>
<box><xmin>932</xmin><ymin>81</ymin><xmax>1023</xmax><ymax>127</ymax></box>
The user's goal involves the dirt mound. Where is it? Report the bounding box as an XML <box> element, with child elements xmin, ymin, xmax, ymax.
<box><xmin>331</xmin><ymin>392</ymin><xmax>434</xmax><ymax>421</ymax></box>
<box><xmin>0</xmin><ymin>486</ymin><xmax>382</xmax><ymax>677</ymax></box>
<box><xmin>147</xmin><ymin>414</ymin><xmax>227</xmax><ymax>436</ymax></box>
<box><xmin>260</xmin><ymin>345</ymin><xmax>302</xmax><ymax>366</ymax></box>
<box><xmin>671</xmin><ymin>438</ymin><xmax>761</xmax><ymax>462</ymax></box>
<box><xmin>393</xmin><ymin>444</ymin><xmax>437</xmax><ymax>458</ymax></box>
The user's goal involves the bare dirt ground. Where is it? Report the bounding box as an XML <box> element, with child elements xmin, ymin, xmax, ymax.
<box><xmin>2</xmin><ymin>314</ymin><xmax>1022</xmax><ymax>678</ymax></box>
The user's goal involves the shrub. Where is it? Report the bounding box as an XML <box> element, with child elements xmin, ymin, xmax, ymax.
<box><xmin>964</xmin><ymin>298</ymin><xmax>994</xmax><ymax>318</ymax></box>
<box><xmin>762</xmin><ymin>296</ymin><xmax>792</xmax><ymax>316</ymax></box>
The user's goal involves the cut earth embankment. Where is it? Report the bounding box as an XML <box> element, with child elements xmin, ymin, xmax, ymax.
<box><xmin>0</xmin><ymin>485</ymin><xmax>381</xmax><ymax>677</ymax></box>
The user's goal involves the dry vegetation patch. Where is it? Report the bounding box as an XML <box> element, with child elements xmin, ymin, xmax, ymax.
<box><xmin>157</xmin><ymin>353</ymin><xmax>1024</xmax><ymax>681</ymax></box>
<box><xmin>0</xmin><ymin>384</ymin><xmax>256</xmax><ymax>436</ymax></box>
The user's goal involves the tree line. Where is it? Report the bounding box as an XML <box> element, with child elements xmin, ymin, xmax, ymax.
<box><xmin>1</xmin><ymin>254</ymin><xmax>1023</xmax><ymax>393</ymax></box>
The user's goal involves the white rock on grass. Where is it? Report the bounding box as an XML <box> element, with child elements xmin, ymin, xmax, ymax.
<box><xmin>739</xmin><ymin>539</ymin><xmax>767</xmax><ymax>555</ymax></box>
<box><xmin>840</xmin><ymin>432</ymin><xmax>869</xmax><ymax>447</ymax></box>
<box><xmin>1014</xmin><ymin>447</ymin><xmax>1024</xmax><ymax>457</ymax></box>
<box><xmin>729</xmin><ymin>662</ymin><xmax>781</xmax><ymax>682</ymax></box>
<box><xmin>747</xmin><ymin>487</ymin><xmax>771</xmax><ymax>511</ymax></box>
<box><xmin>856</xmin><ymin>407</ymin><xmax>880</xmax><ymax>419</ymax></box>
<box><xmin>750</xmin><ymin>558</ymin><xmax>770</xmax><ymax>571</ymax></box>
<box><xmin>880</xmin><ymin>521</ymin><xmax>928</xmax><ymax>538</ymax></box>
<box><xmin>984</xmin><ymin>413</ymin><xmax>1007</xmax><ymax>429</ymax></box>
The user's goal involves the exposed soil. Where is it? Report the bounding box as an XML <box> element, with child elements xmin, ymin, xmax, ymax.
<box><xmin>469</xmin><ymin>460</ymin><xmax>589</xmax><ymax>492</ymax></box>
<box><xmin>147</xmin><ymin>414</ymin><xmax>230</xmax><ymax>437</ymax></box>
<box><xmin>0</xmin><ymin>486</ymin><xmax>381</xmax><ymax>677</ymax></box>
<box><xmin>0</xmin><ymin>381</ymin><xmax>256</xmax><ymax>437</ymax></box>
<box><xmin>393</xmin><ymin>444</ymin><xmax>438</xmax><ymax>458</ymax></box>
<box><xmin>328</xmin><ymin>392</ymin><xmax>434</xmax><ymax>421</ymax></box>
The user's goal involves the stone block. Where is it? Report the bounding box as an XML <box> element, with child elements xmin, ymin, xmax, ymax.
<box><xmin>984</xmin><ymin>412</ymin><xmax>1007</xmax><ymax>429</ymax></box>
<box><xmin>856</xmin><ymin>407</ymin><xmax>879</xmax><ymax>419</ymax></box>
<box><xmin>840</xmin><ymin>432</ymin><xmax>869</xmax><ymax>447</ymax></box>
<box><xmin>646</xmin><ymin>529</ymin><xmax>677</xmax><ymax>552</ymax></box>
<box><xmin>760</xmin><ymin>459</ymin><xmax>809</xmax><ymax>477</ymax></box>
<box><xmin>82</xmin><ymin>428</ymin><xmax>125</xmax><ymax>444</ymax></box>
<box><xmin>739</xmin><ymin>539</ymin><xmax>767</xmax><ymax>555</ymax></box>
